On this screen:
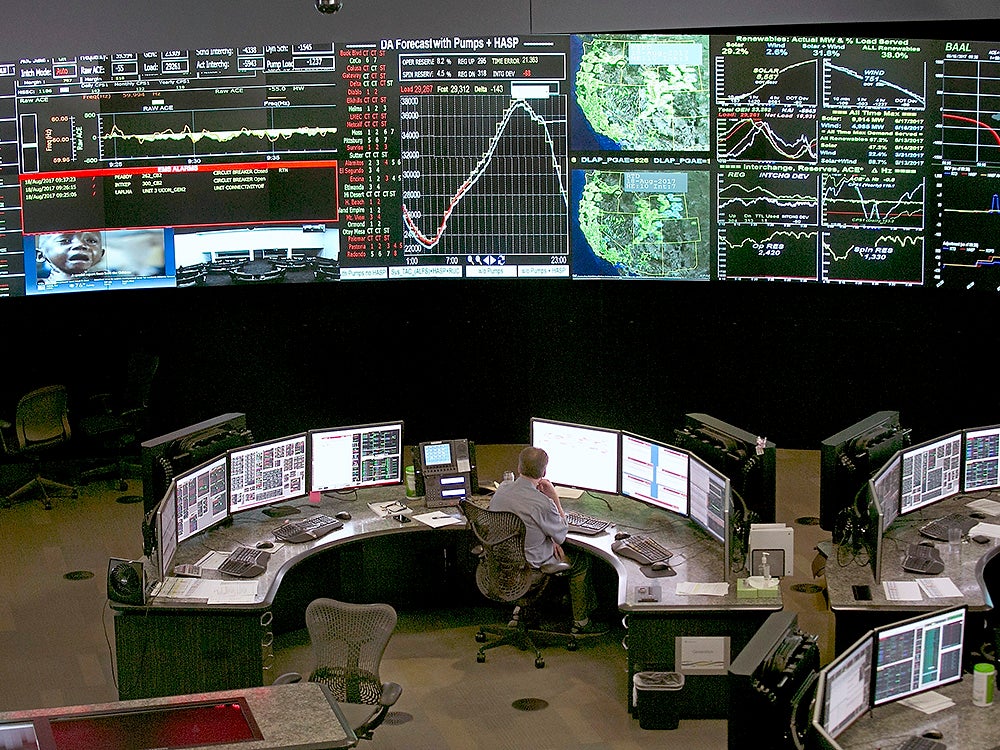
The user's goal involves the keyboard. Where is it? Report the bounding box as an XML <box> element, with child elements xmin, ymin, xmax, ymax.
<box><xmin>273</xmin><ymin>513</ymin><xmax>343</xmax><ymax>543</ymax></box>
<box><xmin>902</xmin><ymin>543</ymin><xmax>944</xmax><ymax>575</ymax></box>
<box><xmin>611</xmin><ymin>535</ymin><xmax>673</xmax><ymax>565</ymax></box>
<box><xmin>565</xmin><ymin>510</ymin><xmax>610</xmax><ymax>535</ymax></box>
<box><xmin>897</xmin><ymin>735</ymin><xmax>946</xmax><ymax>750</ymax></box>
<box><xmin>218</xmin><ymin>546</ymin><xmax>270</xmax><ymax>578</ymax></box>
<box><xmin>919</xmin><ymin>512</ymin><xmax>977</xmax><ymax>541</ymax></box>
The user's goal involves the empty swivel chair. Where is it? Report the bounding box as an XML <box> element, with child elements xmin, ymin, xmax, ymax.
<box><xmin>0</xmin><ymin>385</ymin><xmax>78</xmax><ymax>510</ymax></box>
<box><xmin>273</xmin><ymin>598</ymin><xmax>402</xmax><ymax>742</ymax></box>
<box><xmin>459</xmin><ymin>499</ymin><xmax>571</xmax><ymax>668</ymax></box>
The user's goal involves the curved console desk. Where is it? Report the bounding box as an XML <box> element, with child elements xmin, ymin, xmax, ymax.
<box><xmin>825</xmin><ymin>492</ymin><xmax>1000</xmax><ymax>653</ymax></box>
<box><xmin>112</xmin><ymin>457</ymin><xmax>781</xmax><ymax>721</ymax></box>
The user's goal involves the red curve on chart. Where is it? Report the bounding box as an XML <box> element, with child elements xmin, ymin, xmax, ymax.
<box><xmin>943</xmin><ymin>113</ymin><xmax>1000</xmax><ymax>146</ymax></box>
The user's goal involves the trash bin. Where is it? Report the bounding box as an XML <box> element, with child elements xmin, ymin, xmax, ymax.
<box><xmin>633</xmin><ymin>671</ymin><xmax>685</xmax><ymax>729</ymax></box>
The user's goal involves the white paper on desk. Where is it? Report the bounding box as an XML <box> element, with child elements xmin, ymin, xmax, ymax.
<box><xmin>917</xmin><ymin>577</ymin><xmax>963</xmax><ymax>598</ymax></box>
<box><xmin>970</xmin><ymin>521</ymin><xmax>1000</xmax><ymax>538</ymax></box>
<box><xmin>676</xmin><ymin>582</ymin><xmax>729</xmax><ymax>597</ymax></box>
<box><xmin>966</xmin><ymin>497</ymin><xmax>1000</xmax><ymax>516</ymax></box>
<box><xmin>412</xmin><ymin>511</ymin><xmax>464</xmax><ymax>528</ymax></box>
<box><xmin>207</xmin><ymin>580</ymin><xmax>259</xmax><ymax>604</ymax></box>
<box><xmin>156</xmin><ymin>577</ymin><xmax>215</xmax><ymax>599</ymax></box>
<box><xmin>898</xmin><ymin>691</ymin><xmax>955</xmax><ymax>714</ymax></box>
<box><xmin>883</xmin><ymin>580</ymin><xmax>923</xmax><ymax>601</ymax></box>
<box><xmin>555</xmin><ymin>486</ymin><xmax>585</xmax><ymax>499</ymax></box>
<box><xmin>368</xmin><ymin>501</ymin><xmax>412</xmax><ymax>518</ymax></box>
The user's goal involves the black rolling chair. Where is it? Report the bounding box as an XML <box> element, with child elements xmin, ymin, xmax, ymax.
<box><xmin>273</xmin><ymin>598</ymin><xmax>402</xmax><ymax>742</ymax></box>
<box><xmin>459</xmin><ymin>499</ymin><xmax>571</xmax><ymax>669</ymax></box>
<box><xmin>78</xmin><ymin>352</ymin><xmax>159</xmax><ymax>494</ymax></box>
<box><xmin>0</xmin><ymin>385</ymin><xmax>78</xmax><ymax>510</ymax></box>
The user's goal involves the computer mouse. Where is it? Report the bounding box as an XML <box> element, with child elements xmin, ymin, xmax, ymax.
<box><xmin>335</xmin><ymin>511</ymin><xmax>352</xmax><ymax>521</ymax></box>
<box><xmin>651</xmin><ymin>561</ymin><xmax>671</xmax><ymax>572</ymax></box>
<box><xmin>615</xmin><ymin>531</ymin><xmax>631</xmax><ymax>541</ymax></box>
<box><xmin>971</xmin><ymin>511</ymin><xmax>987</xmax><ymax>519</ymax></box>
<box><xmin>256</xmin><ymin>541</ymin><xmax>274</xmax><ymax>550</ymax></box>
<box><xmin>922</xmin><ymin>729</ymin><xmax>944</xmax><ymax>740</ymax></box>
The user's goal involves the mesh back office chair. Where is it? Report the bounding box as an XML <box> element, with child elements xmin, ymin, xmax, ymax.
<box><xmin>78</xmin><ymin>352</ymin><xmax>159</xmax><ymax>494</ymax></box>
<box><xmin>0</xmin><ymin>385</ymin><xmax>78</xmax><ymax>510</ymax></box>
<box><xmin>459</xmin><ymin>499</ymin><xmax>571</xmax><ymax>669</ymax></box>
<box><xmin>273</xmin><ymin>598</ymin><xmax>402</xmax><ymax>742</ymax></box>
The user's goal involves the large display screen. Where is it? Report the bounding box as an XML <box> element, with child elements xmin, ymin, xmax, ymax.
<box><xmin>819</xmin><ymin>633</ymin><xmax>874</xmax><ymax>739</ymax></box>
<box><xmin>309</xmin><ymin>421</ymin><xmax>403</xmax><ymax>491</ymax></box>
<box><xmin>155</xmin><ymin>480</ymin><xmax>178</xmax><ymax>581</ymax></box>
<box><xmin>899</xmin><ymin>432</ymin><xmax>963</xmax><ymax>515</ymax></box>
<box><xmin>620</xmin><ymin>431</ymin><xmax>689</xmax><ymax>515</ymax></box>
<box><xmin>4</xmin><ymin>29</ymin><xmax>1000</xmax><ymax>296</ymax></box>
<box><xmin>873</xmin><ymin>606</ymin><xmax>966</xmax><ymax>706</ymax></box>
<box><xmin>963</xmin><ymin>425</ymin><xmax>1000</xmax><ymax>492</ymax></box>
<box><xmin>687</xmin><ymin>452</ymin><xmax>728</xmax><ymax>544</ymax></box>
<box><xmin>228</xmin><ymin>433</ymin><xmax>307</xmax><ymax>513</ymax></box>
<box><xmin>174</xmin><ymin>455</ymin><xmax>228</xmax><ymax>543</ymax></box>
<box><xmin>530</xmin><ymin>417</ymin><xmax>620</xmax><ymax>494</ymax></box>
<box><xmin>871</xmin><ymin>451</ymin><xmax>902</xmax><ymax>529</ymax></box>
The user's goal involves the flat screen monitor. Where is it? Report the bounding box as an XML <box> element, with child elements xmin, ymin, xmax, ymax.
<box><xmin>530</xmin><ymin>418</ymin><xmax>620</xmax><ymax>494</ymax></box>
<box><xmin>687</xmin><ymin>452</ymin><xmax>729</xmax><ymax>545</ymax></box>
<box><xmin>814</xmin><ymin>632</ymin><xmax>874</xmax><ymax>743</ymax></box>
<box><xmin>155</xmin><ymin>481</ymin><xmax>178</xmax><ymax>581</ymax></box>
<box><xmin>873</xmin><ymin>606</ymin><xmax>966</xmax><ymax>706</ymax></box>
<box><xmin>620</xmin><ymin>431</ymin><xmax>689</xmax><ymax>516</ymax></box>
<box><xmin>228</xmin><ymin>433</ymin><xmax>307</xmax><ymax>514</ymax></box>
<box><xmin>963</xmin><ymin>425</ymin><xmax>1000</xmax><ymax>492</ymax></box>
<box><xmin>174</xmin><ymin>454</ymin><xmax>229</xmax><ymax>543</ymax></box>
<box><xmin>310</xmin><ymin>420</ymin><xmax>403</xmax><ymax>492</ymax></box>
<box><xmin>899</xmin><ymin>433</ymin><xmax>963</xmax><ymax>515</ymax></box>
<box><xmin>871</xmin><ymin>451</ymin><xmax>902</xmax><ymax>530</ymax></box>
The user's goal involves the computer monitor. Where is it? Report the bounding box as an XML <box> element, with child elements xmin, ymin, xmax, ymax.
<box><xmin>687</xmin><ymin>452</ymin><xmax>728</xmax><ymax>544</ymax></box>
<box><xmin>228</xmin><ymin>433</ymin><xmax>307</xmax><ymax>514</ymax></box>
<box><xmin>530</xmin><ymin>418</ymin><xmax>620</xmax><ymax>494</ymax></box>
<box><xmin>871</xmin><ymin>451</ymin><xmax>902</xmax><ymax>530</ymax></box>
<box><xmin>873</xmin><ymin>606</ymin><xmax>966</xmax><ymax>706</ymax></box>
<box><xmin>620</xmin><ymin>431</ymin><xmax>689</xmax><ymax>516</ymax></box>
<box><xmin>963</xmin><ymin>424</ymin><xmax>1000</xmax><ymax>492</ymax></box>
<box><xmin>309</xmin><ymin>420</ymin><xmax>403</xmax><ymax>492</ymax></box>
<box><xmin>174</xmin><ymin>454</ymin><xmax>229</xmax><ymax>543</ymax></box>
<box><xmin>154</xmin><ymin>481</ymin><xmax>178</xmax><ymax>582</ymax></box>
<box><xmin>899</xmin><ymin>432</ymin><xmax>963</xmax><ymax>516</ymax></box>
<box><xmin>812</xmin><ymin>631</ymin><xmax>874</xmax><ymax>746</ymax></box>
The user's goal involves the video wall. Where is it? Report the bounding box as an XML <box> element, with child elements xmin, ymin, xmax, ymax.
<box><xmin>2</xmin><ymin>29</ymin><xmax>999</xmax><ymax>296</ymax></box>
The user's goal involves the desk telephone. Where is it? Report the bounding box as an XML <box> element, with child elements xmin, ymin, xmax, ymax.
<box><xmin>414</xmin><ymin>439</ymin><xmax>479</xmax><ymax>508</ymax></box>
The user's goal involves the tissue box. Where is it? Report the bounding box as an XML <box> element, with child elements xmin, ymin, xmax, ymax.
<box><xmin>737</xmin><ymin>577</ymin><xmax>780</xmax><ymax>598</ymax></box>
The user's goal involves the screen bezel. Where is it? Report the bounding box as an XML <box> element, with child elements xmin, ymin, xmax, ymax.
<box><xmin>872</xmin><ymin>605</ymin><xmax>967</xmax><ymax>707</ymax></box>
<box><xmin>898</xmin><ymin>431</ymin><xmax>963</xmax><ymax>516</ymax></box>
<box><xmin>228</xmin><ymin>433</ymin><xmax>308</xmax><ymax>514</ymax></box>
<box><xmin>619</xmin><ymin>431</ymin><xmax>690</xmax><ymax>517</ymax></box>
<box><xmin>308</xmin><ymin>420</ymin><xmax>404</xmax><ymax>492</ymax></box>
<box><xmin>155</xmin><ymin>481</ymin><xmax>178</xmax><ymax>581</ymax></box>
<box><xmin>529</xmin><ymin>417</ymin><xmax>621</xmax><ymax>494</ymax></box>
<box><xmin>173</xmin><ymin>454</ymin><xmax>229</xmax><ymax>544</ymax></box>
<box><xmin>962</xmin><ymin>424</ymin><xmax>1000</xmax><ymax>493</ymax></box>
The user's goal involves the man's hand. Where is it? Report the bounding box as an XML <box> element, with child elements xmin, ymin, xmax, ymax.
<box><xmin>552</xmin><ymin>542</ymin><xmax>567</xmax><ymax>561</ymax></box>
<box><xmin>537</xmin><ymin>477</ymin><xmax>558</xmax><ymax>502</ymax></box>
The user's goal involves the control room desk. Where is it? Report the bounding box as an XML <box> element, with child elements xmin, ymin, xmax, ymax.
<box><xmin>825</xmin><ymin>493</ymin><xmax>1000</xmax><ymax>654</ymax></box>
<box><xmin>112</xmin><ymin>481</ymin><xmax>781</xmax><ymax>720</ymax></box>
<box><xmin>834</xmin><ymin>678</ymin><xmax>997</xmax><ymax>750</ymax></box>
<box><xmin>0</xmin><ymin>682</ymin><xmax>355</xmax><ymax>750</ymax></box>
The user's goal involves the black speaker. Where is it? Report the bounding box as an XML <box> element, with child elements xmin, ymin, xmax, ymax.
<box><xmin>107</xmin><ymin>558</ymin><xmax>147</xmax><ymax>606</ymax></box>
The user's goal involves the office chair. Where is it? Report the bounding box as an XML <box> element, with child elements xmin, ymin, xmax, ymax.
<box><xmin>78</xmin><ymin>352</ymin><xmax>160</xmax><ymax>494</ymax></box>
<box><xmin>273</xmin><ymin>598</ymin><xmax>402</xmax><ymax>742</ymax></box>
<box><xmin>0</xmin><ymin>385</ymin><xmax>78</xmax><ymax>510</ymax></box>
<box><xmin>459</xmin><ymin>499</ymin><xmax>571</xmax><ymax>669</ymax></box>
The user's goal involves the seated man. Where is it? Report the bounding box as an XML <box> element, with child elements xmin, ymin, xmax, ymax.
<box><xmin>489</xmin><ymin>446</ymin><xmax>605</xmax><ymax>635</ymax></box>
